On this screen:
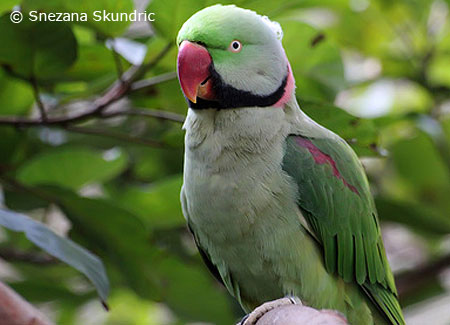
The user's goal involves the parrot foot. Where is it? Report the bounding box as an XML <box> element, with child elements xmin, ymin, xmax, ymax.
<box><xmin>238</xmin><ymin>296</ymin><xmax>302</xmax><ymax>325</ymax></box>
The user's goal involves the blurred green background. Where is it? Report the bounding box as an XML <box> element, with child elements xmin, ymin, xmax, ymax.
<box><xmin>0</xmin><ymin>0</ymin><xmax>449</xmax><ymax>324</ymax></box>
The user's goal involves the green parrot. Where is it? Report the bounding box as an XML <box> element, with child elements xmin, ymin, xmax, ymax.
<box><xmin>176</xmin><ymin>5</ymin><xmax>404</xmax><ymax>324</ymax></box>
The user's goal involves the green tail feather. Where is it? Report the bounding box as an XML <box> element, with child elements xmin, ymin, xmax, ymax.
<box><xmin>364</xmin><ymin>283</ymin><xmax>405</xmax><ymax>325</ymax></box>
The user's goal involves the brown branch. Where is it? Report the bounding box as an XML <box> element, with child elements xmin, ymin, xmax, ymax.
<box><xmin>0</xmin><ymin>281</ymin><xmax>54</xmax><ymax>325</ymax></box>
<box><xmin>110</xmin><ymin>45</ymin><xmax>124</xmax><ymax>82</ymax></box>
<box><xmin>135</xmin><ymin>43</ymin><xmax>173</xmax><ymax>81</ymax></box>
<box><xmin>31</xmin><ymin>78</ymin><xmax>47</xmax><ymax>122</ymax></box>
<box><xmin>0</xmin><ymin>43</ymin><xmax>174</xmax><ymax>128</ymax></box>
<box><xmin>256</xmin><ymin>305</ymin><xmax>347</xmax><ymax>325</ymax></box>
<box><xmin>0</xmin><ymin>248</ymin><xmax>57</xmax><ymax>265</ymax></box>
<box><xmin>0</xmin><ymin>177</ymin><xmax>56</xmax><ymax>204</ymax></box>
<box><xmin>64</xmin><ymin>125</ymin><xmax>168</xmax><ymax>148</ymax></box>
<box><xmin>241</xmin><ymin>297</ymin><xmax>348</xmax><ymax>325</ymax></box>
<box><xmin>131</xmin><ymin>71</ymin><xmax>177</xmax><ymax>91</ymax></box>
<box><xmin>101</xmin><ymin>108</ymin><xmax>185</xmax><ymax>123</ymax></box>
<box><xmin>0</xmin><ymin>106</ymin><xmax>185</xmax><ymax>127</ymax></box>
<box><xmin>395</xmin><ymin>252</ymin><xmax>450</xmax><ymax>298</ymax></box>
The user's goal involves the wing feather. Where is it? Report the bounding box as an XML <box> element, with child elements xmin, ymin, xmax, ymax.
<box><xmin>355</xmin><ymin>234</ymin><xmax>366</xmax><ymax>284</ymax></box>
<box><xmin>283</xmin><ymin>134</ymin><xmax>404</xmax><ymax>325</ymax></box>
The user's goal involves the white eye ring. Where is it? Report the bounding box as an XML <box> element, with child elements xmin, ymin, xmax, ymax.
<box><xmin>229</xmin><ymin>40</ymin><xmax>242</xmax><ymax>53</ymax></box>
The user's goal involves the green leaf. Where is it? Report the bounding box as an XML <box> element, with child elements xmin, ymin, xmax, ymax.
<box><xmin>280</xmin><ymin>20</ymin><xmax>346</xmax><ymax>101</ymax></box>
<box><xmin>0</xmin><ymin>126</ymin><xmax>25</xmax><ymax>166</ymax></box>
<box><xmin>376</xmin><ymin>197</ymin><xmax>450</xmax><ymax>235</ymax></box>
<box><xmin>390</xmin><ymin>131</ymin><xmax>450</xmax><ymax>190</ymax></box>
<box><xmin>156</xmin><ymin>257</ymin><xmax>235</xmax><ymax>324</ymax></box>
<box><xmin>64</xmin><ymin>44</ymin><xmax>117</xmax><ymax>82</ymax></box>
<box><xmin>10</xmin><ymin>277</ymin><xmax>94</xmax><ymax>304</ymax></box>
<box><xmin>398</xmin><ymin>277</ymin><xmax>446</xmax><ymax>308</ymax></box>
<box><xmin>4</xmin><ymin>189</ymin><xmax>48</xmax><ymax>211</ymax></box>
<box><xmin>443</xmin><ymin>118</ymin><xmax>450</xmax><ymax>145</ymax></box>
<box><xmin>428</xmin><ymin>55</ymin><xmax>450</xmax><ymax>88</ymax></box>
<box><xmin>146</xmin><ymin>0</ymin><xmax>332</xmax><ymax>41</ymax></box>
<box><xmin>300</xmin><ymin>99</ymin><xmax>378</xmax><ymax>155</ymax></box>
<box><xmin>111</xmin><ymin>176</ymin><xmax>185</xmax><ymax>229</ymax></box>
<box><xmin>0</xmin><ymin>14</ymin><xmax>77</xmax><ymax>80</ymax></box>
<box><xmin>105</xmin><ymin>289</ymin><xmax>167</xmax><ymax>324</ymax></box>
<box><xmin>0</xmin><ymin>209</ymin><xmax>109</xmax><ymax>304</ymax></box>
<box><xmin>335</xmin><ymin>79</ymin><xmax>432</xmax><ymax>118</ymax></box>
<box><xmin>41</xmin><ymin>187</ymin><xmax>162</xmax><ymax>299</ymax></box>
<box><xmin>17</xmin><ymin>147</ymin><xmax>128</xmax><ymax>191</ymax></box>
<box><xmin>148</xmin><ymin>0</ymin><xmax>209</xmax><ymax>40</ymax></box>
<box><xmin>0</xmin><ymin>70</ymin><xmax>34</xmax><ymax>115</ymax></box>
<box><xmin>22</xmin><ymin>0</ymin><xmax>134</xmax><ymax>37</ymax></box>
<box><xmin>0</xmin><ymin>0</ymin><xmax>17</xmax><ymax>15</ymax></box>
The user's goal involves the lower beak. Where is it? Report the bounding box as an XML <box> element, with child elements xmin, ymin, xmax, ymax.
<box><xmin>177</xmin><ymin>41</ymin><xmax>215</xmax><ymax>103</ymax></box>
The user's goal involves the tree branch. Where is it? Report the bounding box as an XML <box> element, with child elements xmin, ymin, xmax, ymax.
<box><xmin>0</xmin><ymin>107</ymin><xmax>185</xmax><ymax>127</ymax></box>
<box><xmin>256</xmin><ymin>305</ymin><xmax>348</xmax><ymax>325</ymax></box>
<box><xmin>0</xmin><ymin>248</ymin><xmax>57</xmax><ymax>265</ymax></box>
<box><xmin>130</xmin><ymin>71</ymin><xmax>177</xmax><ymax>91</ymax></box>
<box><xmin>64</xmin><ymin>125</ymin><xmax>168</xmax><ymax>148</ymax></box>
<box><xmin>0</xmin><ymin>43</ymin><xmax>174</xmax><ymax>128</ymax></box>
<box><xmin>240</xmin><ymin>297</ymin><xmax>348</xmax><ymax>325</ymax></box>
<box><xmin>0</xmin><ymin>281</ymin><xmax>54</xmax><ymax>325</ymax></box>
<box><xmin>396</xmin><ymin>252</ymin><xmax>450</xmax><ymax>298</ymax></box>
<box><xmin>31</xmin><ymin>78</ymin><xmax>47</xmax><ymax>122</ymax></box>
<box><xmin>110</xmin><ymin>44</ymin><xmax>124</xmax><ymax>82</ymax></box>
<box><xmin>101</xmin><ymin>107</ymin><xmax>185</xmax><ymax>123</ymax></box>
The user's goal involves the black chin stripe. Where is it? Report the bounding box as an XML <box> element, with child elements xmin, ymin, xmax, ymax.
<box><xmin>187</xmin><ymin>64</ymin><xmax>288</xmax><ymax>110</ymax></box>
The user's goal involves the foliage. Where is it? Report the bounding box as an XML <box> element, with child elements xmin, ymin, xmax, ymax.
<box><xmin>0</xmin><ymin>0</ymin><xmax>448</xmax><ymax>324</ymax></box>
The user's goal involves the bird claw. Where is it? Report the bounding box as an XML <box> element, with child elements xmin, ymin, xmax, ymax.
<box><xmin>238</xmin><ymin>314</ymin><xmax>249</xmax><ymax>325</ymax></box>
<box><xmin>238</xmin><ymin>296</ymin><xmax>302</xmax><ymax>325</ymax></box>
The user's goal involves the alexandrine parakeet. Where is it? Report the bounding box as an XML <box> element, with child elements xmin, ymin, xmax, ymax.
<box><xmin>176</xmin><ymin>5</ymin><xmax>404</xmax><ymax>324</ymax></box>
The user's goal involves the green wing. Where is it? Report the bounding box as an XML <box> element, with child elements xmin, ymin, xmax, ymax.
<box><xmin>283</xmin><ymin>133</ymin><xmax>404</xmax><ymax>325</ymax></box>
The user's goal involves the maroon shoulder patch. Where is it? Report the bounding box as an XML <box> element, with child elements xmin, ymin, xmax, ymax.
<box><xmin>295</xmin><ymin>137</ymin><xmax>359</xmax><ymax>195</ymax></box>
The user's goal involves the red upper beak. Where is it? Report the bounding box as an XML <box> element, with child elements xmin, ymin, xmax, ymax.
<box><xmin>177</xmin><ymin>41</ymin><xmax>214</xmax><ymax>103</ymax></box>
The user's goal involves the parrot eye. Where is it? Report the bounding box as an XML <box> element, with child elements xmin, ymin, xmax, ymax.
<box><xmin>229</xmin><ymin>40</ymin><xmax>242</xmax><ymax>53</ymax></box>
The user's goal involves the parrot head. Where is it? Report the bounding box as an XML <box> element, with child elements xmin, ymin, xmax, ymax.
<box><xmin>177</xmin><ymin>5</ymin><xmax>295</xmax><ymax>109</ymax></box>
